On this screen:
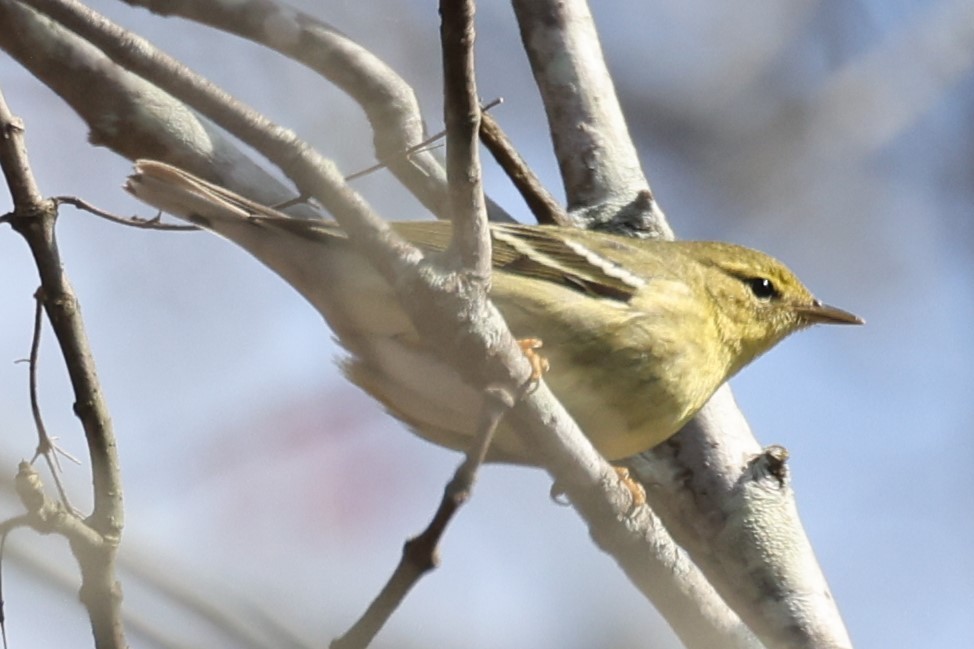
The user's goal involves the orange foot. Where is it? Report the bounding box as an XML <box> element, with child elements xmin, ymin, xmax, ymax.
<box><xmin>613</xmin><ymin>466</ymin><xmax>646</xmax><ymax>508</ymax></box>
<box><xmin>548</xmin><ymin>467</ymin><xmax>647</xmax><ymax>509</ymax></box>
<box><xmin>518</xmin><ymin>338</ymin><xmax>550</xmax><ymax>387</ymax></box>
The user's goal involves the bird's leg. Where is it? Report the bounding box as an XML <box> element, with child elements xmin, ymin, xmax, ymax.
<box><xmin>612</xmin><ymin>465</ymin><xmax>646</xmax><ymax>507</ymax></box>
<box><xmin>517</xmin><ymin>338</ymin><xmax>549</xmax><ymax>390</ymax></box>
<box><xmin>547</xmin><ymin>466</ymin><xmax>646</xmax><ymax>509</ymax></box>
<box><xmin>518</xmin><ymin>338</ymin><xmax>643</xmax><ymax>508</ymax></box>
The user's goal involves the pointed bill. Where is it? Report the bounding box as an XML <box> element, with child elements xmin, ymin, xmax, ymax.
<box><xmin>794</xmin><ymin>299</ymin><xmax>864</xmax><ymax>325</ymax></box>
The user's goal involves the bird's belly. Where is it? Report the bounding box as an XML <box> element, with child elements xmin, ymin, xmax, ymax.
<box><xmin>343</xmin><ymin>334</ymin><xmax>691</xmax><ymax>463</ymax></box>
<box><xmin>537</xmin><ymin>345</ymin><xmax>694</xmax><ymax>460</ymax></box>
<box><xmin>494</xmin><ymin>290</ymin><xmax>714</xmax><ymax>461</ymax></box>
<box><xmin>334</xmin><ymin>268</ymin><xmax>721</xmax><ymax>463</ymax></box>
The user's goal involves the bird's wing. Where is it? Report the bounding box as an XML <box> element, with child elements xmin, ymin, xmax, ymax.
<box><xmin>126</xmin><ymin>161</ymin><xmax>646</xmax><ymax>303</ymax></box>
<box><xmin>389</xmin><ymin>222</ymin><xmax>647</xmax><ymax>302</ymax></box>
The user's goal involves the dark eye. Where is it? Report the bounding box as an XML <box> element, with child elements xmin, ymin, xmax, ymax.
<box><xmin>746</xmin><ymin>277</ymin><xmax>777</xmax><ymax>300</ymax></box>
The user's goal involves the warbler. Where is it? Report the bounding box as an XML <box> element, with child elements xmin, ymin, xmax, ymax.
<box><xmin>127</xmin><ymin>160</ymin><xmax>862</xmax><ymax>462</ymax></box>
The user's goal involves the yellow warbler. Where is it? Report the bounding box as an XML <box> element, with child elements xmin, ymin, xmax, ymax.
<box><xmin>127</xmin><ymin>160</ymin><xmax>862</xmax><ymax>462</ymax></box>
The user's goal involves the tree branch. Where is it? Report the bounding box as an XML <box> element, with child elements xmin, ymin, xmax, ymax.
<box><xmin>479</xmin><ymin>111</ymin><xmax>572</xmax><ymax>226</ymax></box>
<box><xmin>512</xmin><ymin>1</ymin><xmax>851</xmax><ymax>647</ymax></box>
<box><xmin>0</xmin><ymin>0</ymin><xmax>322</xmax><ymax>218</ymax></box>
<box><xmin>118</xmin><ymin>0</ymin><xmax>516</xmax><ymax>223</ymax></box>
<box><xmin>440</xmin><ymin>0</ymin><xmax>489</xmax><ymax>273</ymax></box>
<box><xmin>0</xmin><ymin>88</ymin><xmax>126</xmax><ymax>649</ymax></box>
<box><xmin>511</xmin><ymin>0</ymin><xmax>670</xmax><ymax>237</ymax></box>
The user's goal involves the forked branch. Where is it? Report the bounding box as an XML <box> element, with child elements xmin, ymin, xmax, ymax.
<box><xmin>0</xmin><ymin>89</ymin><xmax>126</xmax><ymax>649</ymax></box>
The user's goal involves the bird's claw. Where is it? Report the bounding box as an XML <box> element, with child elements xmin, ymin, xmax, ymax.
<box><xmin>518</xmin><ymin>338</ymin><xmax>550</xmax><ymax>393</ymax></box>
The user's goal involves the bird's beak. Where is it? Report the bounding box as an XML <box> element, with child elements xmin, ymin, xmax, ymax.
<box><xmin>794</xmin><ymin>299</ymin><xmax>864</xmax><ymax>325</ymax></box>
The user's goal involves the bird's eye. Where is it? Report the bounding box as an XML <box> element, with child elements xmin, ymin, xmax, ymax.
<box><xmin>746</xmin><ymin>277</ymin><xmax>778</xmax><ymax>300</ymax></box>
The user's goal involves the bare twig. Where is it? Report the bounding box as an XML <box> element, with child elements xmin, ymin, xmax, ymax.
<box><xmin>0</xmin><ymin>99</ymin><xmax>42</xmax><ymax>210</ymax></box>
<box><xmin>19</xmin><ymin>0</ymin><xmax>428</xmax><ymax>282</ymax></box>
<box><xmin>25</xmin><ymin>291</ymin><xmax>78</xmax><ymax>512</ymax></box>
<box><xmin>344</xmin><ymin>97</ymin><xmax>502</xmax><ymax>184</ymax></box>
<box><xmin>331</xmin><ymin>388</ymin><xmax>511</xmax><ymax>649</ymax></box>
<box><xmin>479</xmin><ymin>112</ymin><xmax>571</xmax><ymax>226</ymax></box>
<box><xmin>54</xmin><ymin>196</ymin><xmax>198</xmax><ymax>231</ymax></box>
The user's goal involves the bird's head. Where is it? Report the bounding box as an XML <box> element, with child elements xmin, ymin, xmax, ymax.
<box><xmin>685</xmin><ymin>242</ymin><xmax>863</xmax><ymax>374</ymax></box>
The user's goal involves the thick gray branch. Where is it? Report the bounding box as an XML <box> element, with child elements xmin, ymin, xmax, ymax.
<box><xmin>513</xmin><ymin>1</ymin><xmax>852</xmax><ymax>647</ymax></box>
<box><xmin>0</xmin><ymin>0</ymin><xmax>320</xmax><ymax>216</ymax></box>
<box><xmin>512</xmin><ymin>0</ymin><xmax>669</xmax><ymax>237</ymax></box>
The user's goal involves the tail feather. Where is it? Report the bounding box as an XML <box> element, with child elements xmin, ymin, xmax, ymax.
<box><xmin>127</xmin><ymin>160</ymin><xmax>507</xmax><ymax>459</ymax></box>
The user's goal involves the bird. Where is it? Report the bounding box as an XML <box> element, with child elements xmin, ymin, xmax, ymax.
<box><xmin>126</xmin><ymin>159</ymin><xmax>862</xmax><ymax>464</ymax></box>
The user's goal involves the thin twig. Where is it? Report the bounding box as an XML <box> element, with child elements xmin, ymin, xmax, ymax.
<box><xmin>441</xmin><ymin>0</ymin><xmax>490</xmax><ymax>273</ymax></box>
<box><xmin>54</xmin><ymin>196</ymin><xmax>198</xmax><ymax>231</ymax></box>
<box><xmin>0</xmin><ymin>0</ymin><xmax>321</xmax><ymax>220</ymax></box>
<box><xmin>0</xmin><ymin>91</ymin><xmax>123</xmax><ymax>534</ymax></box>
<box><xmin>479</xmin><ymin>112</ymin><xmax>572</xmax><ymax>226</ymax></box>
<box><xmin>331</xmin><ymin>388</ymin><xmax>512</xmax><ymax>649</ymax></box>
<box><xmin>343</xmin><ymin>134</ymin><xmax>440</xmax><ymax>183</ymax></box>
<box><xmin>26</xmin><ymin>290</ymin><xmax>79</xmax><ymax>512</ymax></box>
<box><xmin>26</xmin><ymin>292</ymin><xmax>53</xmax><ymax>464</ymax></box>
<box><xmin>344</xmin><ymin>98</ymin><xmax>502</xmax><ymax>183</ymax></box>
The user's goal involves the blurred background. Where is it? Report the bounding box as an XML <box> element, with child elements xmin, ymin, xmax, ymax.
<box><xmin>0</xmin><ymin>0</ymin><xmax>971</xmax><ymax>646</ymax></box>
